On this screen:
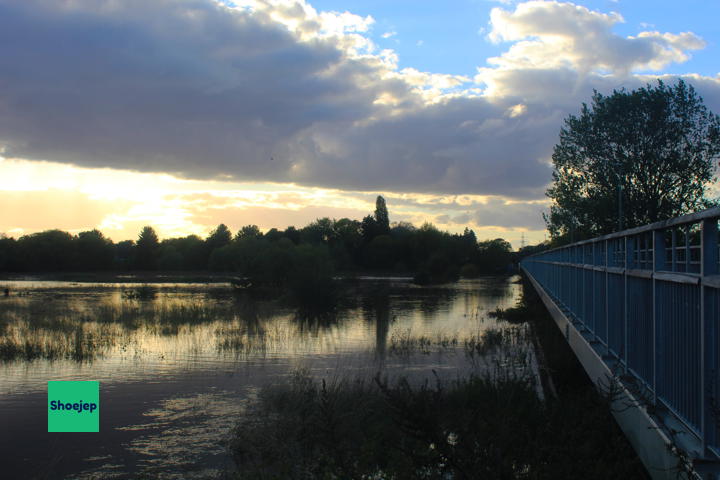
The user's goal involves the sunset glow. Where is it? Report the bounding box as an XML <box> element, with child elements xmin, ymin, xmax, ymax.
<box><xmin>1</xmin><ymin>0</ymin><xmax>718</xmax><ymax>247</ymax></box>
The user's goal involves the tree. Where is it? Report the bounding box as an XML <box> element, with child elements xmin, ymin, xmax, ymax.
<box><xmin>361</xmin><ymin>215</ymin><xmax>378</xmax><ymax>243</ymax></box>
<box><xmin>17</xmin><ymin>230</ymin><xmax>76</xmax><ymax>271</ymax></box>
<box><xmin>0</xmin><ymin>235</ymin><xmax>19</xmax><ymax>271</ymax></box>
<box><xmin>162</xmin><ymin>235</ymin><xmax>206</xmax><ymax>270</ymax></box>
<box><xmin>476</xmin><ymin>239</ymin><xmax>513</xmax><ymax>273</ymax></box>
<box><xmin>374</xmin><ymin>195</ymin><xmax>390</xmax><ymax>234</ymax></box>
<box><xmin>135</xmin><ymin>226</ymin><xmax>160</xmax><ymax>270</ymax></box>
<box><xmin>206</xmin><ymin>224</ymin><xmax>232</xmax><ymax>251</ymax></box>
<box><xmin>76</xmin><ymin>229</ymin><xmax>114</xmax><ymax>271</ymax></box>
<box><xmin>157</xmin><ymin>245</ymin><xmax>183</xmax><ymax>270</ymax></box>
<box><xmin>546</xmin><ymin>79</ymin><xmax>720</xmax><ymax>241</ymax></box>
<box><xmin>114</xmin><ymin>240</ymin><xmax>135</xmax><ymax>270</ymax></box>
<box><xmin>283</xmin><ymin>226</ymin><xmax>301</xmax><ymax>245</ymax></box>
<box><xmin>301</xmin><ymin>218</ymin><xmax>335</xmax><ymax>244</ymax></box>
<box><xmin>236</xmin><ymin>225</ymin><xmax>262</xmax><ymax>241</ymax></box>
<box><xmin>264</xmin><ymin>228</ymin><xmax>283</xmax><ymax>242</ymax></box>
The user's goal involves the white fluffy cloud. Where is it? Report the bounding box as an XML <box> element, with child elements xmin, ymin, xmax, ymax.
<box><xmin>486</xmin><ymin>1</ymin><xmax>705</xmax><ymax>74</ymax></box>
<box><xmin>0</xmin><ymin>0</ymin><xmax>718</xmax><ymax>220</ymax></box>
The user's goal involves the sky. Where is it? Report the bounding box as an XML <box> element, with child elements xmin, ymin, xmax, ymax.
<box><xmin>1</xmin><ymin>0</ymin><xmax>719</xmax><ymax>248</ymax></box>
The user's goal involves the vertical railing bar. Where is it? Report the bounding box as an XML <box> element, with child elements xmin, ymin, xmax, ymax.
<box><xmin>702</xmin><ymin>218</ymin><xmax>719</xmax><ymax>454</ymax></box>
<box><xmin>702</xmin><ymin>224</ymin><xmax>707</xmax><ymax>450</ymax></box>
<box><xmin>606</xmin><ymin>239</ymin><xmax>610</xmax><ymax>348</ymax></box>
<box><xmin>624</xmin><ymin>235</ymin><xmax>630</xmax><ymax>367</ymax></box>
<box><xmin>686</xmin><ymin>226</ymin><xmax>691</xmax><ymax>274</ymax></box>
<box><xmin>653</xmin><ymin>228</ymin><xmax>664</xmax><ymax>403</ymax></box>
<box><xmin>672</xmin><ymin>228</ymin><xmax>677</xmax><ymax>272</ymax></box>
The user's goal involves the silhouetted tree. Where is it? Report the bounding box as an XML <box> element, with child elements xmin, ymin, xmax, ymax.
<box><xmin>135</xmin><ymin>226</ymin><xmax>160</xmax><ymax>270</ymax></box>
<box><xmin>162</xmin><ymin>235</ymin><xmax>206</xmax><ymax>270</ymax></box>
<box><xmin>546</xmin><ymin>79</ymin><xmax>720</xmax><ymax>241</ymax></box>
<box><xmin>476</xmin><ymin>238</ymin><xmax>513</xmax><ymax>273</ymax></box>
<box><xmin>157</xmin><ymin>245</ymin><xmax>183</xmax><ymax>270</ymax></box>
<box><xmin>17</xmin><ymin>230</ymin><xmax>76</xmax><ymax>271</ymax></box>
<box><xmin>361</xmin><ymin>215</ymin><xmax>378</xmax><ymax>243</ymax></box>
<box><xmin>283</xmin><ymin>226</ymin><xmax>301</xmax><ymax>245</ymax></box>
<box><xmin>374</xmin><ymin>196</ymin><xmax>390</xmax><ymax>235</ymax></box>
<box><xmin>333</xmin><ymin>218</ymin><xmax>362</xmax><ymax>268</ymax></box>
<box><xmin>206</xmin><ymin>224</ymin><xmax>232</xmax><ymax>250</ymax></box>
<box><xmin>114</xmin><ymin>240</ymin><xmax>135</xmax><ymax>270</ymax></box>
<box><xmin>363</xmin><ymin>234</ymin><xmax>395</xmax><ymax>269</ymax></box>
<box><xmin>208</xmin><ymin>244</ymin><xmax>238</xmax><ymax>272</ymax></box>
<box><xmin>302</xmin><ymin>218</ymin><xmax>335</xmax><ymax>244</ymax></box>
<box><xmin>0</xmin><ymin>235</ymin><xmax>19</xmax><ymax>271</ymax></box>
<box><xmin>236</xmin><ymin>225</ymin><xmax>262</xmax><ymax>241</ymax></box>
<box><xmin>0</xmin><ymin>199</ymin><xmax>515</xmax><ymax>279</ymax></box>
<box><xmin>264</xmin><ymin>228</ymin><xmax>283</xmax><ymax>242</ymax></box>
<box><xmin>76</xmin><ymin>229</ymin><xmax>114</xmax><ymax>271</ymax></box>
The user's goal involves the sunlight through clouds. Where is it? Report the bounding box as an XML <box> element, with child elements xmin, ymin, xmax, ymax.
<box><xmin>0</xmin><ymin>0</ymin><xmax>718</xmax><ymax>247</ymax></box>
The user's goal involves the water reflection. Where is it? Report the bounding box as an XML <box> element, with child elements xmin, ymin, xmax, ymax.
<box><xmin>0</xmin><ymin>276</ymin><xmax>525</xmax><ymax>479</ymax></box>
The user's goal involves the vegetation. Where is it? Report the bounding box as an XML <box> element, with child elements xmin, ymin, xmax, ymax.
<box><xmin>227</xmin><ymin>277</ymin><xmax>648</xmax><ymax>479</ymax></box>
<box><xmin>0</xmin><ymin>197</ymin><xmax>515</xmax><ymax>287</ymax></box>
<box><xmin>230</xmin><ymin>367</ymin><xmax>646</xmax><ymax>479</ymax></box>
<box><xmin>546</xmin><ymin>79</ymin><xmax>720</xmax><ymax>243</ymax></box>
<box><xmin>0</xmin><ymin>295</ymin><xmax>248</xmax><ymax>362</ymax></box>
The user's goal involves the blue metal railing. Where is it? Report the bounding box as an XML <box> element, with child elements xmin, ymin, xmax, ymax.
<box><xmin>520</xmin><ymin>207</ymin><xmax>720</xmax><ymax>454</ymax></box>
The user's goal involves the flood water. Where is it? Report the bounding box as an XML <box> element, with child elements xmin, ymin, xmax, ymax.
<box><xmin>0</xmin><ymin>275</ymin><xmax>533</xmax><ymax>479</ymax></box>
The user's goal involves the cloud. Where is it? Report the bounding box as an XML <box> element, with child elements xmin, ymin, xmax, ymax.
<box><xmin>381</xmin><ymin>31</ymin><xmax>397</xmax><ymax>39</ymax></box>
<box><xmin>0</xmin><ymin>0</ymin><xmax>716</xmax><ymax>205</ymax></box>
<box><xmin>486</xmin><ymin>1</ymin><xmax>705</xmax><ymax>74</ymax></box>
<box><xmin>470</xmin><ymin>198</ymin><xmax>547</xmax><ymax>229</ymax></box>
<box><xmin>191</xmin><ymin>204</ymin><xmax>368</xmax><ymax>231</ymax></box>
<box><xmin>430</xmin><ymin>198</ymin><xmax>546</xmax><ymax>230</ymax></box>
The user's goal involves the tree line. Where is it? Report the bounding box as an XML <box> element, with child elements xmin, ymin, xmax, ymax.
<box><xmin>0</xmin><ymin>196</ymin><xmax>515</xmax><ymax>282</ymax></box>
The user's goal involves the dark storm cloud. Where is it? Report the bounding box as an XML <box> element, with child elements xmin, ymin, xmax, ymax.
<box><xmin>0</xmin><ymin>0</ymin><xmax>717</xmax><ymax>202</ymax></box>
<box><xmin>0</xmin><ymin>0</ymin><xmax>383</xmax><ymax>177</ymax></box>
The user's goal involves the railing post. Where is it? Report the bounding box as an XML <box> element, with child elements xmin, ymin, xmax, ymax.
<box><xmin>606</xmin><ymin>239</ymin><xmax>610</xmax><ymax>348</ymax></box>
<box><xmin>653</xmin><ymin>229</ymin><xmax>664</xmax><ymax>404</ymax></box>
<box><xmin>702</xmin><ymin>218</ymin><xmax>718</xmax><ymax>454</ymax></box>
<box><xmin>624</xmin><ymin>236</ymin><xmax>632</xmax><ymax>368</ymax></box>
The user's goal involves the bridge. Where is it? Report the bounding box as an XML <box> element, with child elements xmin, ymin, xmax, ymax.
<box><xmin>521</xmin><ymin>207</ymin><xmax>720</xmax><ymax>480</ymax></box>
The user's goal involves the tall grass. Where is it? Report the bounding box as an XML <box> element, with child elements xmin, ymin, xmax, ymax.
<box><xmin>230</xmin><ymin>365</ymin><xmax>646</xmax><ymax>479</ymax></box>
<box><xmin>388</xmin><ymin>330</ymin><xmax>459</xmax><ymax>355</ymax></box>
<box><xmin>0</xmin><ymin>296</ymin><xmax>243</xmax><ymax>362</ymax></box>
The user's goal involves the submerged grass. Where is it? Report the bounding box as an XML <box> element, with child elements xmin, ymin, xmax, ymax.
<box><xmin>388</xmin><ymin>330</ymin><xmax>460</xmax><ymax>355</ymax></box>
<box><xmin>488</xmin><ymin>303</ymin><xmax>532</xmax><ymax>324</ymax></box>
<box><xmin>0</xmin><ymin>321</ymin><xmax>124</xmax><ymax>361</ymax></box>
<box><xmin>0</xmin><ymin>295</ymin><xmax>245</xmax><ymax>362</ymax></box>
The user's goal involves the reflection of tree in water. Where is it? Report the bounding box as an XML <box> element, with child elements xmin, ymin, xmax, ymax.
<box><xmin>413</xmin><ymin>287</ymin><xmax>456</xmax><ymax>320</ymax></box>
<box><xmin>293</xmin><ymin>307</ymin><xmax>340</xmax><ymax>334</ymax></box>
<box><xmin>230</xmin><ymin>294</ymin><xmax>274</xmax><ymax>338</ymax></box>
<box><xmin>474</xmin><ymin>277</ymin><xmax>513</xmax><ymax>298</ymax></box>
<box><xmin>360</xmin><ymin>284</ymin><xmax>393</xmax><ymax>360</ymax></box>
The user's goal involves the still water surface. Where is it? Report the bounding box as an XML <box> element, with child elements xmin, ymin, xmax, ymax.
<box><xmin>0</xmin><ymin>276</ymin><xmax>527</xmax><ymax>479</ymax></box>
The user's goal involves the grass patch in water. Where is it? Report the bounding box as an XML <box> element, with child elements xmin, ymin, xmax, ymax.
<box><xmin>388</xmin><ymin>331</ymin><xmax>460</xmax><ymax>356</ymax></box>
<box><xmin>0</xmin><ymin>296</ymin><xmax>245</xmax><ymax>362</ymax></box>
